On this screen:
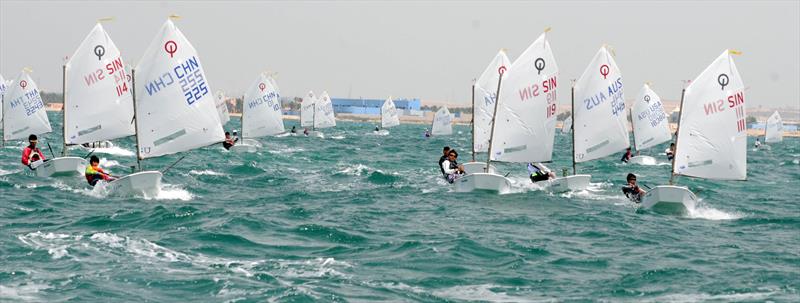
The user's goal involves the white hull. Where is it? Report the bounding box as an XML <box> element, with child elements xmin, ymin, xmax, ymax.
<box><xmin>628</xmin><ymin>155</ymin><xmax>657</xmax><ymax>165</ymax></box>
<box><xmin>545</xmin><ymin>174</ymin><xmax>591</xmax><ymax>193</ymax></box>
<box><xmin>640</xmin><ymin>185</ymin><xmax>697</xmax><ymax>213</ymax></box>
<box><xmin>454</xmin><ymin>172</ymin><xmax>512</xmax><ymax>194</ymax></box>
<box><xmin>462</xmin><ymin>162</ymin><xmax>498</xmax><ymax>175</ymax></box>
<box><xmin>105</xmin><ymin>171</ymin><xmax>162</xmax><ymax>198</ymax></box>
<box><xmin>33</xmin><ymin>157</ymin><xmax>86</xmax><ymax>178</ymax></box>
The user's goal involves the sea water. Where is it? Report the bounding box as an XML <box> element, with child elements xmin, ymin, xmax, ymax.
<box><xmin>1</xmin><ymin>111</ymin><xmax>798</xmax><ymax>302</ymax></box>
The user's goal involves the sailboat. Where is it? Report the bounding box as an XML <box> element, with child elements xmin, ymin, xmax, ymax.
<box><xmin>104</xmin><ymin>18</ymin><xmax>224</xmax><ymax>197</ymax></box>
<box><xmin>628</xmin><ymin>83</ymin><xmax>671</xmax><ymax>165</ymax></box>
<box><xmin>430</xmin><ymin>106</ymin><xmax>453</xmax><ymax>136</ymax></box>
<box><xmin>764</xmin><ymin>110</ymin><xmax>783</xmax><ymax>144</ymax></box>
<box><xmin>456</xmin><ymin>31</ymin><xmax>556</xmax><ymax>193</ymax></box>
<box><xmin>62</xmin><ymin>22</ymin><xmax>134</xmax><ymax>165</ymax></box>
<box><xmin>561</xmin><ymin>116</ymin><xmax>572</xmax><ymax>134</ymax></box>
<box><xmin>315</xmin><ymin>91</ymin><xmax>336</xmax><ymax>134</ymax></box>
<box><xmin>0</xmin><ymin>74</ymin><xmax>8</xmax><ymax>125</ymax></box>
<box><xmin>300</xmin><ymin>91</ymin><xmax>319</xmax><ymax>137</ymax></box>
<box><xmin>641</xmin><ymin>50</ymin><xmax>747</xmax><ymax>212</ymax></box>
<box><xmin>3</xmin><ymin>70</ymin><xmax>84</xmax><ymax>177</ymax></box>
<box><xmin>229</xmin><ymin>73</ymin><xmax>284</xmax><ymax>152</ymax></box>
<box><xmin>546</xmin><ymin>45</ymin><xmax>629</xmax><ymax>193</ymax></box>
<box><xmin>376</xmin><ymin>96</ymin><xmax>399</xmax><ymax>135</ymax></box>
<box><xmin>215</xmin><ymin>90</ymin><xmax>230</xmax><ymax>127</ymax></box>
<box><xmin>463</xmin><ymin>50</ymin><xmax>509</xmax><ymax>175</ymax></box>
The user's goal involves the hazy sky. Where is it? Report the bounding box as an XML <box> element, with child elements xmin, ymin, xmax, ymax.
<box><xmin>1</xmin><ymin>0</ymin><xmax>798</xmax><ymax>108</ymax></box>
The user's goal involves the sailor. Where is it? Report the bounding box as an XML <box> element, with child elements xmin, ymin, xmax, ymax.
<box><xmin>232</xmin><ymin>130</ymin><xmax>239</xmax><ymax>142</ymax></box>
<box><xmin>754</xmin><ymin>138</ymin><xmax>762</xmax><ymax>148</ymax></box>
<box><xmin>438</xmin><ymin>146</ymin><xmax>451</xmax><ymax>176</ymax></box>
<box><xmin>291</xmin><ymin>126</ymin><xmax>297</xmax><ymax>134</ymax></box>
<box><xmin>222</xmin><ymin>132</ymin><xmax>236</xmax><ymax>150</ymax></box>
<box><xmin>424</xmin><ymin>128</ymin><xmax>431</xmax><ymax>138</ymax></box>
<box><xmin>85</xmin><ymin>155</ymin><xmax>115</xmax><ymax>186</ymax></box>
<box><xmin>441</xmin><ymin>149</ymin><xmax>465</xmax><ymax>183</ymax></box>
<box><xmin>621</xmin><ymin>173</ymin><xmax>646</xmax><ymax>203</ymax></box>
<box><xmin>303</xmin><ymin>128</ymin><xmax>309</xmax><ymax>136</ymax></box>
<box><xmin>620</xmin><ymin>147</ymin><xmax>632</xmax><ymax>163</ymax></box>
<box><xmin>21</xmin><ymin>134</ymin><xmax>47</xmax><ymax>169</ymax></box>
<box><xmin>528</xmin><ymin>162</ymin><xmax>555</xmax><ymax>182</ymax></box>
<box><xmin>665</xmin><ymin>143</ymin><xmax>675</xmax><ymax>161</ymax></box>
<box><xmin>375</xmin><ymin>126</ymin><xmax>380</xmax><ymax>132</ymax></box>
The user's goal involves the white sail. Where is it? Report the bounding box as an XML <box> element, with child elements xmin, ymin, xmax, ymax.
<box><xmin>267</xmin><ymin>76</ymin><xmax>280</xmax><ymax>96</ymax></box>
<box><xmin>242</xmin><ymin>73</ymin><xmax>284</xmax><ymax>137</ymax></box>
<box><xmin>431</xmin><ymin>106</ymin><xmax>453</xmax><ymax>136</ymax></box>
<box><xmin>573</xmin><ymin>46</ymin><xmax>630</xmax><ymax>163</ymax></box>
<box><xmin>3</xmin><ymin>71</ymin><xmax>52</xmax><ymax>141</ymax></box>
<box><xmin>562</xmin><ymin>116</ymin><xmax>572</xmax><ymax>133</ymax></box>
<box><xmin>490</xmin><ymin>32</ymin><xmax>558</xmax><ymax>163</ymax></box>
<box><xmin>474</xmin><ymin>50</ymin><xmax>511</xmax><ymax>153</ymax></box>
<box><xmin>673</xmin><ymin>50</ymin><xmax>746</xmax><ymax>180</ymax></box>
<box><xmin>631</xmin><ymin>83</ymin><xmax>671</xmax><ymax>151</ymax></box>
<box><xmin>215</xmin><ymin>90</ymin><xmax>230</xmax><ymax>126</ymax></box>
<box><xmin>765</xmin><ymin>111</ymin><xmax>783</xmax><ymax>143</ymax></box>
<box><xmin>64</xmin><ymin>23</ymin><xmax>135</xmax><ymax>145</ymax></box>
<box><xmin>381</xmin><ymin>97</ymin><xmax>400</xmax><ymax>128</ymax></box>
<box><xmin>314</xmin><ymin>91</ymin><xmax>336</xmax><ymax>129</ymax></box>
<box><xmin>133</xmin><ymin>19</ymin><xmax>224</xmax><ymax>159</ymax></box>
<box><xmin>0</xmin><ymin>73</ymin><xmax>7</xmax><ymax>123</ymax></box>
<box><xmin>301</xmin><ymin>91</ymin><xmax>316</xmax><ymax>128</ymax></box>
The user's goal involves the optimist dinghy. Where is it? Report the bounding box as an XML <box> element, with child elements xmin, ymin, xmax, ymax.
<box><xmin>642</xmin><ymin>50</ymin><xmax>747</xmax><ymax>213</ymax></box>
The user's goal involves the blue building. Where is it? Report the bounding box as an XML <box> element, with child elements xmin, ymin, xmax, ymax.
<box><xmin>331</xmin><ymin>98</ymin><xmax>421</xmax><ymax>115</ymax></box>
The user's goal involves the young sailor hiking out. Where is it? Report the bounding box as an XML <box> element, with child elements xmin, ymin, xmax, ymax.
<box><xmin>85</xmin><ymin>155</ymin><xmax>115</xmax><ymax>186</ymax></box>
<box><xmin>21</xmin><ymin>134</ymin><xmax>47</xmax><ymax>169</ymax></box>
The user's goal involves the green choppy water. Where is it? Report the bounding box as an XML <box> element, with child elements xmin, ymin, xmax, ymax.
<box><xmin>1</xmin><ymin>111</ymin><xmax>799</xmax><ymax>302</ymax></box>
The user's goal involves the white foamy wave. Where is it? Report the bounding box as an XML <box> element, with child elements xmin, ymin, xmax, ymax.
<box><xmin>337</xmin><ymin>164</ymin><xmax>372</xmax><ymax>176</ymax></box>
<box><xmin>432</xmin><ymin>284</ymin><xmax>541</xmax><ymax>303</ymax></box>
<box><xmin>99</xmin><ymin>158</ymin><xmax>123</xmax><ymax>168</ymax></box>
<box><xmin>267</xmin><ymin>147</ymin><xmax>305</xmax><ymax>154</ymax></box>
<box><xmin>17</xmin><ymin>231</ymin><xmax>82</xmax><ymax>260</ymax></box>
<box><xmin>188</xmin><ymin>169</ymin><xmax>226</xmax><ymax>176</ymax></box>
<box><xmin>507</xmin><ymin>177</ymin><xmax>546</xmax><ymax>194</ymax></box>
<box><xmin>792</xmin><ymin>158</ymin><xmax>799</xmax><ymax>165</ymax></box>
<box><xmin>148</xmin><ymin>184</ymin><xmax>194</xmax><ymax>201</ymax></box>
<box><xmin>0</xmin><ymin>283</ymin><xmax>50</xmax><ymax>302</ymax></box>
<box><xmin>686</xmin><ymin>203</ymin><xmax>744</xmax><ymax>220</ymax></box>
<box><xmin>639</xmin><ymin>289</ymin><xmax>780</xmax><ymax>303</ymax></box>
<box><xmin>331</xmin><ymin>135</ymin><xmax>345</xmax><ymax>140</ymax></box>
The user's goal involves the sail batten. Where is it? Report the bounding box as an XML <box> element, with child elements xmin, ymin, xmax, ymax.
<box><xmin>490</xmin><ymin>32</ymin><xmax>558</xmax><ymax>163</ymax></box>
<box><xmin>3</xmin><ymin>71</ymin><xmax>52</xmax><ymax>141</ymax></box>
<box><xmin>242</xmin><ymin>73</ymin><xmax>284</xmax><ymax>138</ymax></box>
<box><xmin>431</xmin><ymin>106</ymin><xmax>453</xmax><ymax>136</ymax></box>
<box><xmin>631</xmin><ymin>84</ymin><xmax>671</xmax><ymax>151</ymax></box>
<box><xmin>765</xmin><ymin>111</ymin><xmax>783</xmax><ymax>143</ymax></box>
<box><xmin>64</xmin><ymin>23</ymin><xmax>135</xmax><ymax>145</ymax></box>
<box><xmin>573</xmin><ymin>46</ymin><xmax>630</xmax><ymax>163</ymax></box>
<box><xmin>673</xmin><ymin>50</ymin><xmax>747</xmax><ymax>180</ymax></box>
<box><xmin>133</xmin><ymin>19</ymin><xmax>224</xmax><ymax>159</ymax></box>
<box><xmin>474</xmin><ymin>50</ymin><xmax>511</xmax><ymax>152</ymax></box>
<box><xmin>381</xmin><ymin>97</ymin><xmax>400</xmax><ymax>128</ymax></box>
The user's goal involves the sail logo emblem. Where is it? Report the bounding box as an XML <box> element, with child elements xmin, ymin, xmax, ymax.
<box><xmin>644</xmin><ymin>95</ymin><xmax>651</xmax><ymax>103</ymax></box>
<box><xmin>164</xmin><ymin>40</ymin><xmax>178</xmax><ymax>58</ymax></box>
<box><xmin>717</xmin><ymin>74</ymin><xmax>729</xmax><ymax>90</ymax></box>
<box><xmin>20</xmin><ymin>80</ymin><xmax>27</xmax><ymax>89</ymax></box>
<box><xmin>259</xmin><ymin>83</ymin><xmax>266</xmax><ymax>91</ymax></box>
<box><xmin>498</xmin><ymin>66</ymin><xmax>507</xmax><ymax>75</ymax></box>
<box><xmin>534</xmin><ymin>58</ymin><xmax>545</xmax><ymax>75</ymax></box>
<box><xmin>600</xmin><ymin>65</ymin><xmax>610</xmax><ymax>79</ymax></box>
<box><xmin>93</xmin><ymin>45</ymin><xmax>105</xmax><ymax>61</ymax></box>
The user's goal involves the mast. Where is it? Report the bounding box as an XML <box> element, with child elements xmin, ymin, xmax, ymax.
<box><xmin>471</xmin><ymin>82</ymin><xmax>476</xmax><ymax>162</ymax></box>
<box><xmin>484</xmin><ymin>68</ymin><xmax>504</xmax><ymax>173</ymax></box>
<box><xmin>312</xmin><ymin>103</ymin><xmax>316</xmax><ymax>131</ymax></box>
<box><xmin>571</xmin><ymin>83</ymin><xmax>576</xmax><ymax>175</ymax></box>
<box><xmin>240</xmin><ymin>95</ymin><xmax>245</xmax><ymax>139</ymax></box>
<box><xmin>669</xmin><ymin>88</ymin><xmax>686</xmax><ymax>185</ymax></box>
<box><xmin>61</xmin><ymin>64</ymin><xmax>67</xmax><ymax>156</ymax></box>
<box><xmin>131</xmin><ymin>69</ymin><xmax>142</xmax><ymax>171</ymax></box>
<box><xmin>629</xmin><ymin>107</ymin><xmax>637</xmax><ymax>152</ymax></box>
